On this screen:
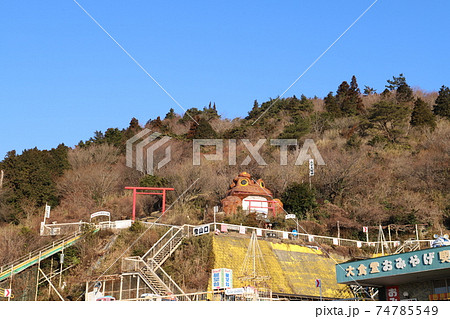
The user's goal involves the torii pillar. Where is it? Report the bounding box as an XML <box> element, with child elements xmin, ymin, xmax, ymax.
<box><xmin>124</xmin><ymin>186</ymin><xmax>174</xmax><ymax>221</ymax></box>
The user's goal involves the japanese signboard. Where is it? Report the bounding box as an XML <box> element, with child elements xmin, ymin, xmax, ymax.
<box><xmin>45</xmin><ymin>204</ymin><xmax>51</xmax><ymax>218</ymax></box>
<box><xmin>309</xmin><ymin>159</ymin><xmax>314</xmax><ymax>177</ymax></box>
<box><xmin>193</xmin><ymin>225</ymin><xmax>210</xmax><ymax>236</ymax></box>
<box><xmin>336</xmin><ymin>246</ymin><xmax>450</xmax><ymax>284</ymax></box>
<box><xmin>386</xmin><ymin>286</ymin><xmax>400</xmax><ymax>301</ymax></box>
<box><xmin>211</xmin><ymin>268</ymin><xmax>233</xmax><ymax>290</ymax></box>
<box><xmin>90</xmin><ymin>211</ymin><xmax>110</xmax><ymax>219</ymax></box>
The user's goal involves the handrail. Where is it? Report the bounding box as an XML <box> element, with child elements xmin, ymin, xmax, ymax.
<box><xmin>155</xmin><ymin>266</ymin><xmax>190</xmax><ymax>300</ymax></box>
<box><xmin>137</xmin><ymin>257</ymin><xmax>189</xmax><ymax>300</ymax></box>
<box><xmin>214</xmin><ymin>222</ymin><xmax>407</xmax><ymax>248</ymax></box>
<box><xmin>142</xmin><ymin>226</ymin><xmax>182</xmax><ymax>260</ymax></box>
<box><xmin>0</xmin><ymin>231</ymin><xmax>81</xmax><ymax>274</ymax></box>
<box><xmin>142</xmin><ymin>227</ymin><xmax>174</xmax><ymax>260</ymax></box>
<box><xmin>151</xmin><ymin>228</ymin><xmax>185</xmax><ymax>270</ymax></box>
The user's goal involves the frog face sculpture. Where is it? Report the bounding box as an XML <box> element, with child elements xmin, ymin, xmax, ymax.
<box><xmin>221</xmin><ymin>172</ymin><xmax>283</xmax><ymax>217</ymax></box>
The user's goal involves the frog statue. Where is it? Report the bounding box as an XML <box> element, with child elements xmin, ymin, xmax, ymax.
<box><xmin>221</xmin><ymin>172</ymin><xmax>283</xmax><ymax>217</ymax></box>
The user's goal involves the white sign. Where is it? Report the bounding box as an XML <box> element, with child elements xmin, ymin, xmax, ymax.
<box><xmin>309</xmin><ymin>159</ymin><xmax>315</xmax><ymax>177</ymax></box>
<box><xmin>193</xmin><ymin>225</ymin><xmax>210</xmax><ymax>236</ymax></box>
<box><xmin>115</xmin><ymin>220</ymin><xmax>132</xmax><ymax>229</ymax></box>
<box><xmin>363</xmin><ymin>226</ymin><xmax>368</xmax><ymax>233</ymax></box>
<box><xmin>333</xmin><ymin>238</ymin><xmax>339</xmax><ymax>245</ymax></box>
<box><xmin>4</xmin><ymin>289</ymin><xmax>11</xmax><ymax>298</ymax></box>
<box><xmin>308</xmin><ymin>235</ymin><xmax>314</xmax><ymax>242</ymax></box>
<box><xmin>45</xmin><ymin>204</ymin><xmax>51</xmax><ymax>218</ymax></box>
<box><xmin>239</xmin><ymin>226</ymin><xmax>246</xmax><ymax>234</ymax></box>
<box><xmin>285</xmin><ymin>214</ymin><xmax>296</xmax><ymax>220</ymax></box>
<box><xmin>212</xmin><ymin>268</ymin><xmax>233</xmax><ymax>290</ymax></box>
<box><xmin>225</xmin><ymin>288</ymin><xmax>245</xmax><ymax>296</ymax></box>
<box><xmin>213</xmin><ymin>206</ymin><xmax>219</xmax><ymax>213</ymax></box>
<box><xmin>283</xmin><ymin>232</ymin><xmax>289</xmax><ymax>239</ymax></box>
<box><xmin>256</xmin><ymin>229</ymin><xmax>262</xmax><ymax>236</ymax></box>
<box><xmin>90</xmin><ymin>211</ymin><xmax>111</xmax><ymax>219</ymax></box>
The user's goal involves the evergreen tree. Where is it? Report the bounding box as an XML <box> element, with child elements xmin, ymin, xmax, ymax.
<box><xmin>346</xmin><ymin>75</ymin><xmax>364</xmax><ymax>114</ymax></box>
<box><xmin>129</xmin><ymin>117</ymin><xmax>140</xmax><ymax>130</ymax></box>
<box><xmin>433</xmin><ymin>85</ymin><xmax>450</xmax><ymax>119</ymax></box>
<box><xmin>385</xmin><ymin>73</ymin><xmax>413</xmax><ymax>103</ymax></box>
<box><xmin>104</xmin><ymin>128</ymin><xmax>124</xmax><ymax>148</ymax></box>
<box><xmin>368</xmin><ymin>101</ymin><xmax>410</xmax><ymax>143</ymax></box>
<box><xmin>396</xmin><ymin>83</ymin><xmax>414</xmax><ymax>103</ymax></box>
<box><xmin>186</xmin><ymin>117</ymin><xmax>218</xmax><ymax>139</ymax></box>
<box><xmin>0</xmin><ymin>145</ymin><xmax>70</xmax><ymax>217</ymax></box>
<box><xmin>202</xmin><ymin>103</ymin><xmax>220</xmax><ymax>120</ymax></box>
<box><xmin>386</xmin><ymin>73</ymin><xmax>407</xmax><ymax>90</ymax></box>
<box><xmin>324</xmin><ymin>92</ymin><xmax>340</xmax><ymax>117</ymax></box>
<box><xmin>281</xmin><ymin>183</ymin><xmax>318</xmax><ymax>220</ymax></box>
<box><xmin>165</xmin><ymin>108</ymin><xmax>176</xmax><ymax>119</ymax></box>
<box><xmin>410</xmin><ymin>98</ymin><xmax>436</xmax><ymax>129</ymax></box>
<box><xmin>335</xmin><ymin>81</ymin><xmax>350</xmax><ymax>111</ymax></box>
<box><xmin>149</xmin><ymin>116</ymin><xmax>163</xmax><ymax>129</ymax></box>
<box><xmin>381</xmin><ymin>88</ymin><xmax>391</xmax><ymax>98</ymax></box>
<box><xmin>181</xmin><ymin>108</ymin><xmax>203</xmax><ymax>123</ymax></box>
<box><xmin>279</xmin><ymin>115</ymin><xmax>310</xmax><ymax>139</ymax></box>
<box><xmin>139</xmin><ymin>174</ymin><xmax>168</xmax><ymax>187</ymax></box>
<box><xmin>363</xmin><ymin>86</ymin><xmax>376</xmax><ymax>95</ymax></box>
<box><xmin>299</xmin><ymin>94</ymin><xmax>314</xmax><ymax>112</ymax></box>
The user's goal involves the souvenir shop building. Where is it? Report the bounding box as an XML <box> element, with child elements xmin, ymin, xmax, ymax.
<box><xmin>336</xmin><ymin>246</ymin><xmax>450</xmax><ymax>301</ymax></box>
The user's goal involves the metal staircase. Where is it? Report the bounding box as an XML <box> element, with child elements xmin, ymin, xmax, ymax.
<box><xmin>123</xmin><ymin>225</ymin><xmax>192</xmax><ymax>300</ymax></box>
<box><xmin>393</xmin><ymin>239</ymin><xmax>420</xmax><ymax>255</ymax></box>
<box><xmin>143</xmin><ymin>225</ymin><xmax>186</xmax><ymax>270</ymax></box>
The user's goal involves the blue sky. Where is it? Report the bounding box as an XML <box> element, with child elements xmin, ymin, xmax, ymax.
<box><xmin>1</xmin><ymin>1</ymin><xmax>449</xmax><ymax>157</ymax></box>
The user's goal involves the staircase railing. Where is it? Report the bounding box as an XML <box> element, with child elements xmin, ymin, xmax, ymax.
<box><xmin>148</xmin><ymin>227</ymin><xmax>186</xmax><ymax>269</ymax></box>
<box><xmin>154</xmin><ymin>266</ymin><xmax>190</xmax><ymax>301</ymax></box>
<box><xmin>142</xmin><ymin>225</ymin><xmax>182</xmax><ymax>260</ymax></box>
<box><xmin>122</xmin><ymin>256</ymin><xmax>190</xmax><ymax>300</ymax></box>
<box><xmin>0</xmin><ymin>231</ymin><xmax>82</xmax><ymax>281</ymax></box>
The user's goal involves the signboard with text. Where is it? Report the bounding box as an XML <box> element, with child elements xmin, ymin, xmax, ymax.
<box><xmin>386</xmin><ymin>286</ymin><xmax>400</xmax><ymax>301</ymax></box>
<box><xmin>212</xmin><ymin>268</ymin><xmax>233</xmax><ymax>290</ymax></box>
<box><xmin>309</xmin><ymin>159</ymin><xmax>314</xmax><ymax>177</ymax></box>
<box><xmin>193</xmin><ymin>225</ymin><xmax>210</xmax><ymax>236</ymax></box>
<box><xmin>336</xmin><ymin>246</ymin><xmax>450</xmax><ymax>284</ymax></box>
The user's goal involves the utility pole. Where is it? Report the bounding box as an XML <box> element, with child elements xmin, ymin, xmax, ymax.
<box><xmin>337</xmin><ymin>221</ymin><xmax>340</xmax><ymax>246</ymax></box>
<box><xmin>35</xmin><ymin>252</ymin><xmax>41</xmax><ymax>301</ymax></box>
<box><xmin>415</xmin><ymin>224</ymin><xmax>420</xmax><ymax>249</ymax></box>
<box><xmin>0</xmin><ymin>170</ymin><xmax>4</xmax><ymax>188</ymax></box>
<box><xmin>388</xmin><ymin>225</ymin><xmax>392</xmax><ymax>249</ymax></box>
<box><xmin>8</xmin><ymin>265</ymin><xmax>13</xmax><ymax>301</ymax></box>
<box><xmin>59</xmin><ymin>247</ymin><xmax>64</xmax><ymax>289</ymax></box>
<box><xmin>214</xmin><ymin>206</ymin><xmax>218</xmax><ymax>232</ymax></box>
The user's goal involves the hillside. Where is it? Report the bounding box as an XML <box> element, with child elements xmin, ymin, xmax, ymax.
<box><xmin>0</xmin><ymin>74</ymin><xmax>449</xmax><ymax>271</ymax></box>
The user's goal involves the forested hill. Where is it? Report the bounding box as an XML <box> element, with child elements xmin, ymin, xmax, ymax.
<box><xmin>0</xmin><ymin>74</ymin><xmax>449</xmax><ymax>263</ymax></box>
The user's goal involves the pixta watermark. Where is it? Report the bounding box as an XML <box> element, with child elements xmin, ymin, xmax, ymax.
<box><xmin>126</xmin><ymin>129</ymin><xmax>171</xmax><ymax>175</ymax></box>
<box><xmin>126</xmin><ymin>130</ymin><xmax>325</xmax><ymax>174</ymax></box>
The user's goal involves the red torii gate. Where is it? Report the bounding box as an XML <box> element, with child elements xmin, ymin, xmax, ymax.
<box><xmin>125</xmin><ymin>186</ymin><xmax>174</xmax><ymax>221</ymax></box>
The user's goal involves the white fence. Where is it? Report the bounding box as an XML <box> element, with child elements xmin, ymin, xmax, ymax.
<box><xmin>40</xmin><ymin>220</ymin><xmax>433</xmax><ymax>250</ymax></box>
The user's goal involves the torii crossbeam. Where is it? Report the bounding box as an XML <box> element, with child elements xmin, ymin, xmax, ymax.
<box><xmin>124</xmin><ymin>186</ymin><xmax>174</xmax><ymax>221</ymax></box>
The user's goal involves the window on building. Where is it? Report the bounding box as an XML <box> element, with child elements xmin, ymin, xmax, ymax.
<box><xmin>433</xmin><ymin>279</ymin><xmax>448</xmax><ymax>294</ymax></box>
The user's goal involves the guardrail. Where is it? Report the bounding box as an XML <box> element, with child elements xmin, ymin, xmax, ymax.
<box><xmin>211</xmin><ymin>222</ymin><xmax>405</xmax><ymax>249</ymax></box>
<box><xmin>0</xmin><ymin>231</ymin><xmax>82</xmax><ymax>281</ymax></box>
<box><xmin>40</xmin><ymin>219</ymin><xmax>434</xmax><ymax>252</ymax></box>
